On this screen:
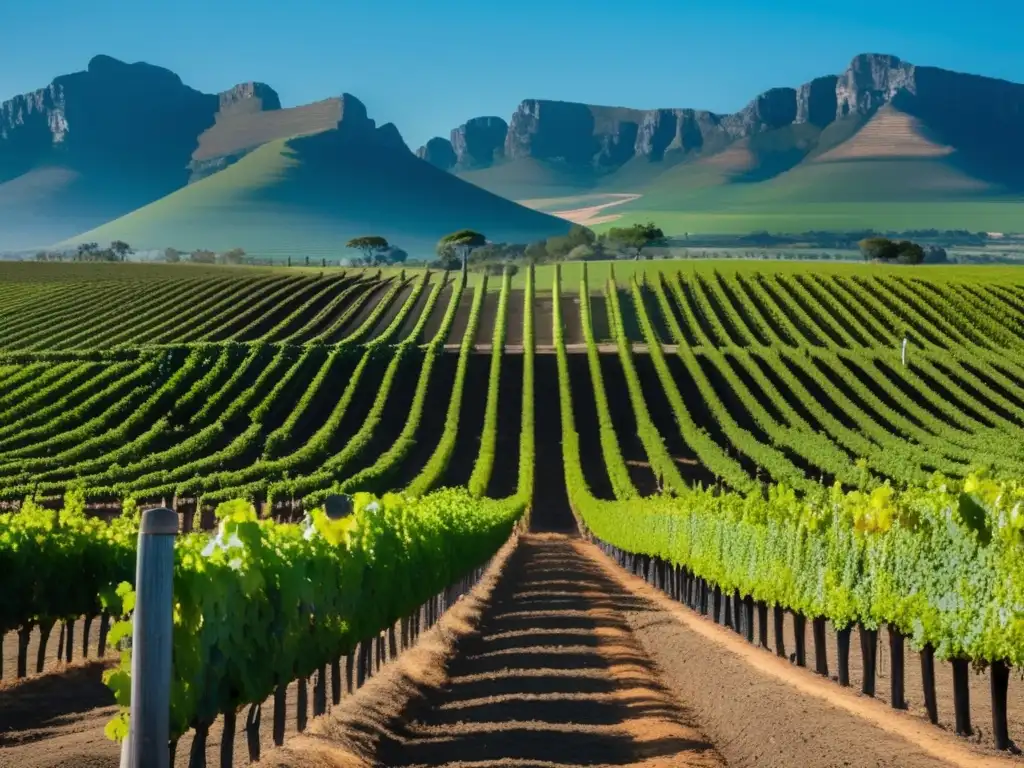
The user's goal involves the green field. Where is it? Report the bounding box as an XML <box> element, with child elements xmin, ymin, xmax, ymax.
<box><xmin>585</xmin><ymin>201</ymin><xmax>1024</xmax><ymax>237</ymax></box>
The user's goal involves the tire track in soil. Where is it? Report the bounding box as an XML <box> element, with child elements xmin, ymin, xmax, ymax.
<box><xmin>378</xmin><ymin>534</ymin><xmax>724</xmax><ymax>768</ymax></box>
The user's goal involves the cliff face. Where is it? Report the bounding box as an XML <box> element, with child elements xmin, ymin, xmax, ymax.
<box><xmin>217</xmin><ymin>82</ymin><xmax>281</xmax><ymax>116</ymax></box>
<box><xmin>417</xmin><ymin>115</ymin><xmax>508</xmax><ymax>171</ymax></box>
<box><xmin>417</xmin><ymin>136</ymin><xmax>457</xmax><ymax>170</ymax></box>
<box><xmin>0</xmin><ymin>55</ymin><xmax>220</xmax><ymax>184</ymax></box>
<box><xmin>0</xmin><ymin>55</ymin><xmax>285</xmax><ymax>192</ymax></box>
<box><xmin>0</xmin><ymin>52</ymin><xmax>411</xmax><ymax>193</ymax></box>
<box><xmin>452</xmin><ymin>116</ymin><xmax>507</xmax><ymax>168</ymax></box>
<box><xmin>420</xmin><ymin>53</ymin><xmax>1024</xmax><ymax>176</ymax></box>
<box><xmin>796</xmin><ymin>76</ymin><xmax>839</xmax><ymax>127</ymax></box>
<box><xmin>0</xmin><ymin>55</ymin><xmax>421</xmax><ymax>248</ymax></box>
<box><xmin>835</xmin><ymin>54</ymin><xmax>915</xmax><ymax>117</ymax></box>
<box><xmin>189</xmin><ymin>92</ymin><xmax>408</xmax><ymax>182</ymax></box>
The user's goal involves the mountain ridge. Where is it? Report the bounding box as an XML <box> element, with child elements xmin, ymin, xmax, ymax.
<box><xmin>4</xmin><ymin>51</ymin><xmax>1024</xmax><ymax>249</ymax></box>
<box><xmin>415</xmin><ymin>53</ymin><xmax>1024</xmax><ymax>206</ymax></box>
<box><xmin>0</xmin><ymin>55</ymin><xmax>569</xmax><ymax>251</ymax></box>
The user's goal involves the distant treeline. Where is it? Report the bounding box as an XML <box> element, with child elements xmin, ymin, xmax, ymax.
<box><xmin>10</xmin><ymin>227</ymin><xmax>1023</xmax><ymax>268</ymax></box>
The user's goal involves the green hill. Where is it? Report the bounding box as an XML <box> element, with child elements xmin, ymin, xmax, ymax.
<box><xmin>510</xmin><ymin>107</ymin><xmax>1024</xmax><ymax>235</ymax></box>
<box><xmin>1</xmin><ymin>56</ymin><xmax>570</xmax><ymax>255</ymax></box>
<box><xmin>63</xmin><ymin>128</ymin><xmax>571</xmax><ymax>258</ymax></box>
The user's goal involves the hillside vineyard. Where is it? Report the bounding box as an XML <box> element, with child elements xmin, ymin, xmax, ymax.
<box><xmin>1</xmin><ymin>260</ymin><xmax>1023</xmax><ymax>762</ymax></box>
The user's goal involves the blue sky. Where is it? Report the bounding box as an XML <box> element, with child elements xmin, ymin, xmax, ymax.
<box><xmin>2</xmin><ymin>0</ymin><xmax>1022</xmax><ymax>148</ymax></box>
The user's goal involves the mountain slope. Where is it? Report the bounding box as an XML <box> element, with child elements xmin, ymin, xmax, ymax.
<box><xmin>1</xmin><ymin>56</ymin><xmax>569</xmax><ymax>253</ymax></box>
<box><xmin>0</xmin><ymin>56</ymin><xmax>286</xmax><ymax>249</ymax></box>
<box><xmin>420</xmin><ymin>54</ymin><xmax>1024</xmax><ymax>233</ymax></box>
<box><xmin>63</xmin><ymin>96</ymin><xmax>571</xmax><ymax>258</ymax></box>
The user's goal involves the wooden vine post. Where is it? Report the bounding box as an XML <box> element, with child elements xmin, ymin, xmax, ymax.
<box><xmin>121</xmin><ymin>507</ymin><xmax>178</xmax><ymax>768</ymax></box>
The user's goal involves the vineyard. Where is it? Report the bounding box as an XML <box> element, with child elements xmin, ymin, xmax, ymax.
<box><xmin>1</xmin><ymin>259</ymin><xmax>1023</xmax><ymax>767</ymax></box>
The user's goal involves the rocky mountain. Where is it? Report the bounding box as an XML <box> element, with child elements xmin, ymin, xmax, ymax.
<box><xmin>0</xmin><ymin>55</ymin><xmax>284</xmax><ymax>247</ymax></box>
<box><xmin>417</xmin><ymin>53</ymin><xmax>1024</xmax><ymax>201</ymax></box>
<box><xmin>0</xmin><ymin>55</ymin><xmax>565</xmax><ymax>252</ymax></box>
<box><xmin>0</xmin><ymin>55</ymin><xmax>220</xmax><ymax>182</ymax></box>
<box><xmin>188</xmin><ymin>91</ymin><xmax>408</xmax><ymax>182</ymax></box>
<box><xmin>5</xmin><ymin>51</ymin><xmax>1023</xmax><ymax>248</ymax></box>
<box><xmin>66</xmin><ymin>93</ymin><xmax>571</xmax><ymax>257</ymax></box>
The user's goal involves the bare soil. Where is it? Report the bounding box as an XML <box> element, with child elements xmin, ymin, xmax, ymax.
<box><xmin>420</xmin><ymin>282</ymin><xmax>454</xmax><ymax>344</ymax></box>
<box><xmin>445</xmin><ymin>288</ymin><xmax>476</xmax><ymax>346</ymax></box>
<box><xmin>504</xmin><ymin>289</ymin><xmax>525</xmax><ymax>348</ymax></box>
<box><xmin>485</xmin><ymin>354</ymin><xmax>523</xmax><ymax>499</ymax></box>
<box><xmin>372</xmin><ymin>535</ymin><xmax>723</xmax><ymax>767</ymax></box>
<box><xmin>473</xmin><ymin>290</ymin><xmax>500</xmax><ymax>347</ymax></box>
<box><xmin>562</xmin><ymin>293</ymin><xmax>585</xmax><ymax>345</ymax></box>
<box><xmin>567</xmin><ymin>353</ymin><xmax>617</xmax><ymax>500</ymax></box>
<box><xmin>775</xmin><ymin>616</ymin><xmax>1024</xmax><ymax>752</ymax></box>
<box><xmin>533</xmin><ymin>295</ymin><xmax>555</xmax><ymax>348</ymax></box>
<box><xmin>531</xmin><ymin>356</ymin><xmax>575</xmax><ymax>533</ymax></box>
<box><xmin>2</xmin><ymin>617</ymin><xmax>114</xmax><ymax>685</ymax></box>
<box><xmin>0</xmin><ymin>651</ymin><xmax>342</xmax><ymax>767</ymax></box>
<box><xmin>591</xmin><ymin>294</ymin><xmax>613</xmax><ymax>342</ymax></box>
<box><xmin>265</xmin><ymin>535</ymin><xmax>724</xmax><ymax>768</ymax></box>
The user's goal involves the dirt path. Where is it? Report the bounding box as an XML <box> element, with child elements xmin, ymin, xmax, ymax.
<box><xmin>376</xmin><ymin>534</ymin><xmax>722</xmax><ymax>767</ymax></box>
<box><xmin>549</xmin><ymin>194</ymin><xmax>643</xmax><ymax>226</ymax></box>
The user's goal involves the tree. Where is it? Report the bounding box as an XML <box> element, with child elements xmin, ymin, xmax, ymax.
<box><xmin>437</xmin><ymin>229</ymin><xmax>486</xmax><ymax>272</ymax></box>
<box><xmin>523</xmin><ymin>241</ymin><xmax>548</xmax><ymax>265</ymax></box>
<box><xmin>385</xmin><ymin>246</ymin><xmax>408</xmax><ymax>265</ymax></box>
<box><xmin>220</xmin><ymin>248</ymin><xmax>246</xmax><ymax>265</ymax></box>
<box><xmin>606</xmin><ymin>222</ymin><xmax>666</xmax><ymax>260</ymax></box>
<box><xmin>109</xmin><ymin>240</ymin><xmax>132</xmax><ymax>261</ymax></box>
<box><xmin>567</xmin><ymin>224</ymin><xmax>596</xmax><ymax>247</ymax></box>
<box><xmin>546</xmin><ymin>225</ymin><xmax>597</xmax><ymax>260</ymax></box>
<box><xmin>567</xmin><ymin>244</ymin><xmax>596</xmax><ymax>261</ymax></box>
<box><xmin>858</xmin><ymin>237</ymin><xmax>899</xmax><ymax>261</ymax></box>
<box><xmin>859</xmin><ymin>236</ymin><xmax>928</xmax><ymax>264</ymax></box>
<box><xmin>75</xmin><ymin>242</ymin><xmax>99</xmax><ymax>261</ymax></box>
<box><xmin>190</xmin><ymin>249</ymin><xmax>217</xmax><ymax>264</ymax></box>
<box><xmin>164</xmin><ymin>248</ymin><xmax>182</xmax><ymax>264</ymax></box>
<box><xmin>894</xmin><ymin>240</ymin><xmax>925</xmax><ymax>264</ymax></box>
<box><xmin>346</xmin><ymin>236</ymin><xmax>390</xmax><ymax>266</ymax></box>
<box><xmin>923</xmin><ymin>245</ymin><xmax>948</xmax><ymax>264</ymax></box>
